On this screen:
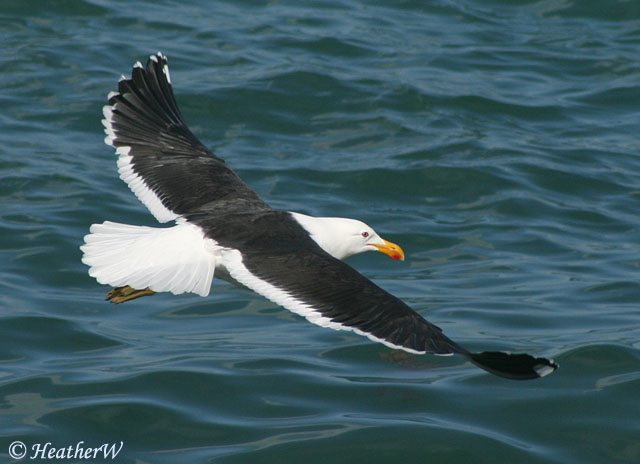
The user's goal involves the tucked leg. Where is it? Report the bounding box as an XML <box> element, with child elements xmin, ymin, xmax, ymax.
<box><xmin>106</xmin><ymin>286</ymin><xmax>156</xmax><ymax>304</ymax></box>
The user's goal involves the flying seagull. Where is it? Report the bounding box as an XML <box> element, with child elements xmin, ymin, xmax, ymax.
<box><xmin>81</xmin><ymin>53</ymin><xmax>557</xmax><ymax>380</ymax></box>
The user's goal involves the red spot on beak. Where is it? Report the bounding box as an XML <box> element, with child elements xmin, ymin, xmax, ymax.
<box><xmin>372</xmin><ymin>239</ymin><xmax>405</xmax><ymax>261</ymax></box>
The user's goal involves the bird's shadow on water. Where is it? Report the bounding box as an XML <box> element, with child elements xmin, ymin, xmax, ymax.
<box><xmin>380</xmin><ymin>349</ymin><xmax>445</xmax><ymax>370</ymax></box>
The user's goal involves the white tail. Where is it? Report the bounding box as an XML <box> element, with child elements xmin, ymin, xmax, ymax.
<box><xmin>81</xmin><ymin>221</ymin><xmax>218</xmax><ymax>297</ymax></box>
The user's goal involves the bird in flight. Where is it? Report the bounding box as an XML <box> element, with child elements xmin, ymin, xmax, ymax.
<box><xmin>81</xmin><ymin>53</ymin><xmax>557</xmax><ymax>380</ymax></box>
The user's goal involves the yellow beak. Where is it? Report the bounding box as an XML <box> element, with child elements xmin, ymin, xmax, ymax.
<box><xmin>372</xmin><ymin>239</ymin><xmax>405</xmax><ymax>261</ymax></box>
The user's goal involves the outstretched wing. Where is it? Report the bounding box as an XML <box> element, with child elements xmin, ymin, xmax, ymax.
<box><xmin>205</xmin><ymin>211</ymin><xmax>556</xmax><ymax>379</ymax></box>
<box><xmin>102</xmin><ymin>52</ymin><xmax>268</xmax><ymax>222</ymax></box>
<box><xmin>222</xmin><ymin>245</ymin><xmax>460</xmax><ymax>355</ymax></box>
<box><xmin>221</xmin><ymin>245</ymin><xmax>556</xmax><ymax>379</ymax></box>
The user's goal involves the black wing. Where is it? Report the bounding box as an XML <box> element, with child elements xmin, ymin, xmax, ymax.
<box><xmin>103</xmin><ymin>52</ymin><xmax>268</xmax><ymax>222</ymax></box>
<box><xmin>208</xmin><ymin>211</ymin><xmax>557</xmax><ymax>380</ymax></box>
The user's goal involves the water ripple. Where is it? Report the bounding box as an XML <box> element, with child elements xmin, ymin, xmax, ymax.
<box><xmin>1</xmin><ymin>1</ymin><xmax>639</xmax><ymax>463</ymax></box>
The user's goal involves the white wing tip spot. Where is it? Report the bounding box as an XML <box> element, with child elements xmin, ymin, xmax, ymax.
<box><xmin>535</xmin><ymin>361</ymin><xmax>557</xmax><ymax>377</ymax></box>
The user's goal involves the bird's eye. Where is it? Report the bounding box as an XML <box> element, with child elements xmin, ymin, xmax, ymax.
<box><xmin>361</xmin><ymin>231</ymin><xmax>370</xmax><ymax>238</ymax></box>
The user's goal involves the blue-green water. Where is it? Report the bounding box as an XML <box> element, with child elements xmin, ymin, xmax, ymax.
<box><xmin>2</xmin><ymin>1</ymin><xmax>640</xmax><ymax>462</ymax></box>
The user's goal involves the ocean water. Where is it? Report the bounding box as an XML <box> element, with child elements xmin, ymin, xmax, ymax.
<box><xmin>1</xmin><ymin>0</ymin><xmax>640</xmax><ymax>462</ymax></box>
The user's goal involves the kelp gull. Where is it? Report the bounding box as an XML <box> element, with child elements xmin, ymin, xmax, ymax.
<box><xmin>81</xmin><ymin>53</ymin><xmax>557</xmax><ymax>380</ymax></box>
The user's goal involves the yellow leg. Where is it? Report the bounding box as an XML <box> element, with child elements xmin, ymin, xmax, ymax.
<box><xmin>106</xmin><ymin>286</ymin><xmax>156</xmax><ymax>304</ymax></box>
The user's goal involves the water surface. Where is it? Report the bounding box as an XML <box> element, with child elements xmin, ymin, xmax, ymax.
<box><xmin>1</xmin><ymin>1</ymin><xmax>639</xmax><ymax>463</ymax></box>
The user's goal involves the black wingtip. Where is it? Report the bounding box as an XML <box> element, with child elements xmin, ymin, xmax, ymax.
<box><xmin>465</xmin><ymin>351</ymin><xmax>558</xmax><ymax>380</ymax></box>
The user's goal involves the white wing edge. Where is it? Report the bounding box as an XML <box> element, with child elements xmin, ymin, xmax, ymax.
<box><xmin>102</xmin><ymin>105</ymin><xmax>179</xmax><ymax>224</ymax></box>
<box><xmin>220</xmin><ymin>249</ymin><xmax>425</xmax><ymax>355</ymax></box>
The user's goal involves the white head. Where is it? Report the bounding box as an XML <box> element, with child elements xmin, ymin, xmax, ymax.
<box><xmin>290</xmin><ymin>212</ymin><xmax>405</xmax><ymax>261</ymax></box>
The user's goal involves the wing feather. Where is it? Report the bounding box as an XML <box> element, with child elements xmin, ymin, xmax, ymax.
<box><xmin>221</xmin><ymin>246</ymin><xmax>461</xmax><ymax>355</ymax></box>
<box><xmin>102</xmin><ymin>52</ymin><xmax>268</xmax><ymax>222</ymax></box>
